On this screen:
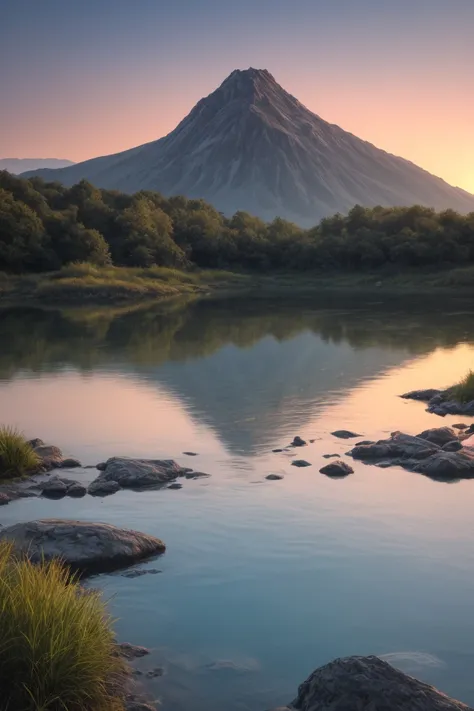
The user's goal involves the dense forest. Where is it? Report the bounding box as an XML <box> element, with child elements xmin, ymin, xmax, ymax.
<box><xmin>1</xmin><ymin>170</ymin><xmax>474</xmax><ymax>273</ymax></box>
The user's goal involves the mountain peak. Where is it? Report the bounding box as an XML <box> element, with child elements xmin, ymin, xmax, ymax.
<box><xmin>218</xmin><ymin>67</ymin><xmax>278</xmax><ymax>101</ymax></box>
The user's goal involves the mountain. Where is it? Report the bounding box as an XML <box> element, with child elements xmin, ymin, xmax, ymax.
<box><xmin>20</xmin><ymin>68</ymin><xmax>474</xmax><ymax>225</ymax></box>
<box><xmin>2</xmin><ymin>158</ymin><xmax>74</xmax><ymax>174</ymax></box>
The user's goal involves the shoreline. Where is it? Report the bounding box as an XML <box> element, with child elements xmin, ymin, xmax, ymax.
<box><xmin>2</xmin><ymin>265</ymin><xmax>474</xmax><ymax>307</ymax></box>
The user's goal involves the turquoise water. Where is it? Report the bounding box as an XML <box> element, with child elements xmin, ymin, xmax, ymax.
<box><xmin>1</xmin><ymin>298</ymin><xmax>474</xmax><ymax>709</ymax></box>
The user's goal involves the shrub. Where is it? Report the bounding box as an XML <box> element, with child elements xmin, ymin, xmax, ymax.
<box><xmin>449</xmin><ymin>370</ymin><xmax>474</xmax><ymax>403</ymax></box>
<box><xmin>0</xmin><ymin>541</ymin><xmax>125</xmax><ymax>711</ymax></box>
<box><xmin>0</xmin><ymin>426</ymin><xmax>40</xmax><ymax>480</ymax></box>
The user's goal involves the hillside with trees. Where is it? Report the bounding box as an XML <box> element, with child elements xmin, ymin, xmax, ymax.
<box><xmin>1</xmin><ymin>171</ymin><xmax>474</xmax><ymax>274</ymax></box>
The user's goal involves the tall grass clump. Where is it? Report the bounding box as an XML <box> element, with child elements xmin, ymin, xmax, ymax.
<box><xmin>0</xmin><ymin>426</ymin><xmax>40</xmax><ymax>480</ymax></box>
<box><xmin>0</xmin><ymin>541</ymin><xmax>125</xmax><ymax>711</ymax></box>
<box><xmin>449</xmin><ymin>370</ymin><xmax>474</xmax><ymax>403</ymax></box>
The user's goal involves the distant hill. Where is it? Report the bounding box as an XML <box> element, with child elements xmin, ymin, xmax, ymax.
<box><xmin>20</xmin><ymin>68</ymin><xmax>474</xmax><ymax>225</ymax></box>
<box><xmin>2</xmin><ymin>158</ymin><xmax>74</xmax><ymax>174</ymax></box>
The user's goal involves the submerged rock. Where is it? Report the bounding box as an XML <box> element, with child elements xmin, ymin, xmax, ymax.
<box><xmin>272</xmin><ymin>655</ymin><xmax>471</xmax><ymax>711</ymax></box>
<box><xmin>401</xmin><ymin>388</ymin><xmax>441</xmax><ymax>402</ymax></box>
<box><xmin>331</xmin><ymin>430</ymin><xmax>361</xmax><ymax>440</ymax></box>
<box><xmin>266</xmin><ymin>474</ymin><xmax>283</xmax><ymax>481</ymax></box>
<box><xmin>323</xmin><ymin>454</ymin><xmax>339</xmax><ymax>459</ymax></box>
<box><xmin>184</xmin><ymin>471</ymin><xmax>210</xmax><ymax>480</ymax></box>
<box><xmin>183</xmin><ymin>451</ymin><xmax>198</xmax><ymax>456</ymax></box>
<box><xmin>291</xmin><ymin>460</ymin><xmax>312</xmax><ymax>468</ymax></box>
<box><xmin>319</xmin><ymin>461</ymin><xmax>354</xmax><ymax>478</ymax></box>
<box><xmin>118</xmin><ymin>643</ymin><xmax>151</xmax><ymax>660</ymax></box>
<box><xmin>167</xmin><ymin>482</ymin><xmax>183</xmax><ymax>490</ymax></box>
<box><xmin>0</xmin><ymin>519</ymin><xmax>166</xmax><ymax>575</ymax></box>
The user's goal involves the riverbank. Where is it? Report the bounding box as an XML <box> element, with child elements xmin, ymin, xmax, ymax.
<box><xmin>3</xmin><ymin>263</ymin><xmax>474</xmax><ymax>305</ymax></box>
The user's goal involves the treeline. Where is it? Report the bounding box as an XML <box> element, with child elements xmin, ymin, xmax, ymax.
<box><xmin>1</xmin><ymin>170</ymin><xmax>474</xmax><ymax>272</ymax></box>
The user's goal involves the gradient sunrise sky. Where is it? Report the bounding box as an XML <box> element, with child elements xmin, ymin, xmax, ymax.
<box><xmin>2</xmin><ymin>0</ymin><xmax>473</xmax><ymax>192</ymax></box>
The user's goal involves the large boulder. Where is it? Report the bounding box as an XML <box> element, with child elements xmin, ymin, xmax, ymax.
<box><xmin>32</xmin><ymin>442</ymin><xmax>82</xmax><ymax>471</ymax></box>
<box><xmin>319</xmin><ymin>461</ymin><xmax>353</xmax><ymax>478</ymax></box>
<box><xmin>271</xmin><ymin>655</ymin><xmax>471</xmax><ymax>711</ymax></box>
<box><xmin>39</xmin><ymin>476</ymin><xmax>86</xmax><ymax>498</ymax></box>
<box><xmin>89</xmin><ymin>457</ymin><xmax>186</xmax><ymax>491</ymax></box>
<box><xmin>0</xmin><ymin>520</ymin><xmax>166</xmax><ymax>575</ymax></box>
<box><xmin>413</xmin><ymin>450</ymin><xmax>474</xmax><ymax>480</ymax></box>
<box><xmin>416</xmin><ymin>427</ymin><xmax>457</xmax><ymax>446</ymax></box>
<box><xmin>350</xmin><ymin>432</ymin><xmax>440</xmax><ymax>462</ymax></box>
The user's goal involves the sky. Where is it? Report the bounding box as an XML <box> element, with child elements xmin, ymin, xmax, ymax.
<box><xmin>1</xmin><ymin>0</ymin><xmax>473</xmax><ymax>192</ymax></box>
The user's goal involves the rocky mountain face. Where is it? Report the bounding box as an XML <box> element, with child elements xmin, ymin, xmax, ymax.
<box><xmin>21</xmin><ymin>68</ymin><xmax>474</xmax><ymax>225</ymax></box>
<box><xmin>1</xmin><ymin>158</ymin><xmax>74</xmax><ymax>174</ymax></box>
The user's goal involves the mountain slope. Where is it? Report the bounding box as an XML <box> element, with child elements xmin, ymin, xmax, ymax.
<box><xmin>21</xmin><ymin>68</ymin><xmax>474</xmax><ymax>225</ymax></box>
<box><xmin>2</xmin><ymin>158</ymin><xmax>74</xmax><ymax>174</ymax></box>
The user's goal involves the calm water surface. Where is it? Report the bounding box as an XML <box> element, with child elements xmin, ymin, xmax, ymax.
<box><xmin>1</xmin><ymin>297</ymin><xmax>474</xmax><ymax>709</ymax></box>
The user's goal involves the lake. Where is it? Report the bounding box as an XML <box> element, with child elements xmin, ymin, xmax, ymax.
<box><xmin>1</xmin><ymin>296</ymin><xmax>474</xmax><ymax>710</ymax></box>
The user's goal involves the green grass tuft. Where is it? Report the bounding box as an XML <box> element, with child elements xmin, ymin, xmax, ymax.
<box><xmin>0</xmin><ymin>541</ymin><xmax>126</xmax><ymax>711</ymax></box>
<box><xmin>0</xmin><ymin>426</ymin><xmax>40</xmax><ymax>480</ymax></box>
<box><xmin>449</xmin><ymin>370</ymin><xmax>474</xmax><ymax>404</ymax></box>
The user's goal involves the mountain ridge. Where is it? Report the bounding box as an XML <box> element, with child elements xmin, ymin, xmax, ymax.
<box><xmin>2</xmin><ymin>158</ymin><xmax>74</xmax><ymax>174</ymax></box>
<box><xmin>20</xmin><ymin>68</ymin><xmax>474</xmax><ymax>225</ymax></box>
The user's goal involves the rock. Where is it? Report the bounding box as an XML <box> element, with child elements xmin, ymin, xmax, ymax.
<box><xmin>319</xmin><ymin>461</ymin><xmax>354</xmax><ymax>478</ymax></box>
<box><xmin>88</xmin><ymin>479</ymin><xmax>121</xmax><ymax>496</ymax></box>
<box><xmin>272</xmin><ymin>449</ymin><xmax>284</xmax><ymax>453</ymax></box>
<box><xmin>323</xmin><ymin>454</ymin><xmax>339</xmax><ymax>459</ymax></box>
<box><xmin>442</xmin><ymin>440</ymin><xmax>463</xmax><ymax>452</ymax></box>
<box><xmin>33</xmin><ymin>444</ymin><xmax>65</xmax><ymax>470</ymax></box>
<box><xmin>416</xmin><ymin>427</ymin><xmax>457</xmax><ymax>446</ymax></box>
<box><xmin>291</xmin><ymin>436</ymin><xmax>307</xmax><ymax>447</ymax></box>
<box><xmin>400</xmin><ymin>388</ymin><xmax>442</xmax><ymax>402</ymax></box>
<box><xmin>96</xmin><ymin>462</ymin><xmax>107</xmax><ymax>471</ymax></box>
<box><xmin>0</xmin><ymin>520</ymin><xmax>166</xmax><ymax>575</ymax></box>
<box><xmin>453</xmin><ymin>423</ymin><xmax>469</xmax><ymax>430</ymax></box>
<box><xmin>0</xmin><ymin>493</ymin><xmax>10</xmax><ymax>506</ymax></box>
<box><xmin>350</xmin><ymin>432</ymin><xmax>440</xmax><ymax>462</ymax></box>
<box><xmin>121</xmin><ymin>568</ymin><xmax>161</xmax><ymax>578</ymax></box>
<box><xmin>92</xmin><ymin>457</ymin><xmax>186</xmax><ymax>489</ymax></box>
<box><xmin>184</xmin><ymin>471</ymin><xmax>210</xmax><ymax>479</ymax></box>
<box><xmin>291</xmin><ymin>460</ymin><xmax>311</xmax><ymax>467</ymax></box>
<box><xmin>266</xmin><ymin>474</ymin><xmax>283</xmax><ymax>480</ymax></box>
<box><xmin>117</xmin><ymin>643</ymin><xmax>151</xmax><ymax>659</ymax></box>
<box><xmin>40</xmin><ymin>476</ymin><xmax>86</xmax><ymax>498</ymax></box>
<box><xmin>356</xmin><ymin>440</ymin><xmax>375</xmax><ymax>446</ymax></box>
<box><xmin>167</xmin><ymin>482</ymin><xmax>183</xmax><ymax>490</ymax></box>
<box><xmin>414</xmin><ymin>450</ymin><xmax>474</xmax><ymax>480</ymax></box>
<box><xmin>331</xmin><ymin>430</ymin><xmax>361</xmax><ymax>439</ymax></box>
<box><xmin>145</xmin><ymin>668</ymin><xmax>164</xmax><ymax>678</ymax></box>
<box><xmin>60</xmin><ymin>457</ymin><xmax>82</xmax><ymax>468</ymax></box>
<box><xmin>28</xmin><ymin>438</ymin><xmax>44</xmax><ymax>448</ymax></box>
<box><xmin>466</xmin><ymin>424</ymin><xmax>474</xmax><ymax>435</ymax></box>
<box><xmin>276</xmin><ymin>655</ymin><xmax>471</xmax><ymax>711</ymax></box>
<box><xmin>183</xmin><ymin>451</ymin><xmax>198</xmax><ymax>456</ymax></box>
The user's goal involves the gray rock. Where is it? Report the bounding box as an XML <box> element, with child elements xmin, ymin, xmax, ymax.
<box><xmin>275</xmin><ymin>655</ymin><xmax>471</xmax><ymax>711</ymax></box>
<box><xmin>319</xmin><ymin>461</ymin><xmax>354</xmax><ymax>478</ymax></box>
<box><xmin>96</xmin><ymin>462</ymin><xmax>107</xmax><ymax>471</ymax></box>
<box><xmin>323</xmin><ymin>454</ymin><xmax>339</xmax><ymax>459</ymax></box>
<box><xmin>414</xmin><ymin>450</ymin><xmax>474</xmax><ymax>480</ymax></box>
<box><xmin>442</xmin><ymin>440</ymin><xmax>463</xmax><ymax>452</ymax></box>
<box><xmin>272</xmin><ymin>449</ymin><xmax>284</xmax><ymax>453</ymax></box>
<box><xmin>60</xmin><ymin>457</ymin><xmax>82</xmax><ymax>468</ymax></box>
<box><xmin>453</xmin><ymin>423</ymin><xmax>469</xmax><ymax>430</ymax></box>
<box><xmin>416</xmin><ymin>427</ymin><xmax>457</xmax><ymax>446</ymax></box>
<box><xmin>356</xmin><ymin>440</ymin><xmax>375</xmax><ymax>446</ymax></box>
<box><xmin>184</xmin><ymin>471</ymin><xmax>210</xmax><ymax>479</ymax></box>
<box><xmin>88</xmin><ymin>478</ymin><xmax>121</xmax><ymax>496</ymax></box>
<box><xmin>94</xmin><ymin>457</ymin><xmax>185</xmax><ymax>489</ymax></box>
<box><xmin>167</xmin><ymin>482</ymin><xmax>183</xmax><ymax>490</ymax></box>
<box><xmin>0</xmin><ymin>493</ymin><xmax>10</xmax><ymax>506</ymax></box>
<box><xmin>145</xmin><ymin>668</ymin><xmax>164</xmax><ymax>678</ymax></box>
<box><xmin>400</xmin><ymin>388</ymin><xmax>442</xmax><ymax>402</ymax></box>
<box><xmin>266</xmin><ymin>474</ymin><xmax>283</xmax><ymax>480</ymax></box>
<box><xmin>350</xmin><ymin>432</ymin><xmax>440</xmax><ymax>462</ymax></box>
<box><xmin>291</xmin><ymin>460</ymin><xmax>312</xmax><ymax>467</ymax></box>
<box><xmin>67</xmin><ymin>483</ymin><xmax>87</xmax><ymax>497</ymax></box>
<box><xmin>0</xmin><ymin>520</ymin><xmax>166</xmax><ymax>575</ymax></box>
<box><xmin>183</xmin><ymin>451</ymin><xmax>198</xmax><ymax>456</ymax></box>
<box><xmin>40</xmin><ymin>476</ymin><xmax>86</xmax><ymax>498</ymax></box>
<box><xmin>117</xmin><ymin>643</ymin><xmax>150</xmax><ymax>659</ymax></box>
<box><xmin>33</xmin><ymin>444</ymin><xmax>64</xmax><ymax>470</ymax></box>
<box><xmin>292</xmin><ymin>436</ymin><xmax>307</xmax><ymax>447</ymax></box>
<box><xmin>121</xmin><ymin>568</ymin><xmax>161</xmax><ymax>578</ymax></box>
<box><xmin>331</xmin><ymin>430</ymin><xmax>361</xmax><ymax>439</ymax></box>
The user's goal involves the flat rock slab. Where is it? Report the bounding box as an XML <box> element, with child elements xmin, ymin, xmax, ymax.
<box><xmin>319</xmin><ymin>461</ymin><xmax>353</xmax><ymax>478</ymax></box>
<box><xmin>89</xmin><ymin>457</ymin><xmax>187</xmax><ymax>492</ymax></box>
<box><xmin>275</xmin><ymin>655</ymin><xmax>471</xmax><ymax>711</ymax></box>
<box><xmin>401</xmin><ymin>388</ymin><xmax>441</xmax><ymax>402</ymax></box>
<box><xmin>331</xmin><ymin>430</ymin><xmax>361</xmax><ymax>439</ymax></box>
<box><xmin>0</xmin><ymin>520</ymin><xmax>166</xmax><ymax>575</ymax></box>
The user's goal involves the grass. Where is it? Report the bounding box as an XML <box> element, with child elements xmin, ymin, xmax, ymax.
<box><xmin>0</xmin><ymin>541</ymin><xmax>126</xmax><ymax>711</ymax></box>
<box><xmin>448</xmin><ymin>370</ymin><xmax>474</xmax><ymax>403</ymax></box>
<box><xmin>0</xmin><ymin>426</ymin><xmax>40</xmax><ymax>481</ymax></box>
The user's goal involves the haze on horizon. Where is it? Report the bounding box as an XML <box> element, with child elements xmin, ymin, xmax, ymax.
<box><xmin>2</xmin><ymin>0</ymin><xmax>473</xmax><ymax>193</ymax></box>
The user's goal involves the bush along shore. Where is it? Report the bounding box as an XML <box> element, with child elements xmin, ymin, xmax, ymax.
<box><xmin>3</xmin><ymin>170</ymin><xmax>474</xmax><ymax>304</ymax></box>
